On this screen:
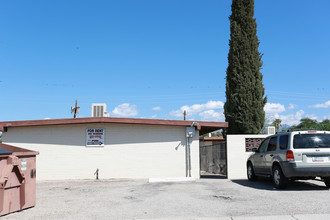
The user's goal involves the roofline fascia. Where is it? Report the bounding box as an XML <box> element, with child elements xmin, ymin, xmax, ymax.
<box><xmin>0</xmin><ymin>117</ymin><xmax>228</xmax><ymax>132</ymax></box>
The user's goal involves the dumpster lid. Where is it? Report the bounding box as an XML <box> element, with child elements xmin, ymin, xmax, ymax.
<box><xmin>0</xmin><ymin>143</ymin><xmax>38</xmax><ymax>157</ymax></box>
<box><xmin>0</xmin><ymin>147</ymin><xmax>12</xmax><ymax>155</ymax></box>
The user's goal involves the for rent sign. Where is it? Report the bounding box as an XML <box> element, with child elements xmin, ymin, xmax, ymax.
<box><xmin>86</xmin><ymin>128</ymin><xmax>105</xmax><ymax>147</ymax></box>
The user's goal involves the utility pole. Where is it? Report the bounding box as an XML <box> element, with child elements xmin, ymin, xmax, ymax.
<box><xmin>184</xmin><ymin>110</ymin><xmax>186</xmax><ymax>120</ymax></box>
<box><xmin>71</xmin><ymin>99</ymin><xmax>80</xmax><ymax>118</ymax></box>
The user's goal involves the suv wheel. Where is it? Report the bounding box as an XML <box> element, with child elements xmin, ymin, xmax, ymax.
<box><xmin>324</xmin><ymin>177</ymin><xmax>330</xmax><ymax>188</ymax></box>
<box><xmin>247</xmin><ymin>162</ymin><xmax>257</xmax><ymax>181</ymax></box>
<box><xmin>272</xmin><ymin>165</ymin><xmax>288</xmax><ymax>189</ymax></box>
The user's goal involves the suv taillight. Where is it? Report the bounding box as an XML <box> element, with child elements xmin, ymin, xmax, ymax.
<box><xmin>286</xmin><ymin>150</ymin><xmax>294</xmax><ymax>161</ymax></box>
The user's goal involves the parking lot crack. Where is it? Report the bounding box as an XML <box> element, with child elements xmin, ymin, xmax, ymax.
<box><xmin>213</xmin><ymin>195</ymin><xmax>232</xmax><ymax>200</ymax></box>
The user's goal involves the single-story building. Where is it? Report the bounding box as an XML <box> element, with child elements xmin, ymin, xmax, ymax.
<box><xmin>0</xmin><ymin>117</ymin><xmax>227</xmax><ymax>180</ymax></box>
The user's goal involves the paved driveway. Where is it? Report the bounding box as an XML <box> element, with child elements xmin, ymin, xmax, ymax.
<box><xmin>3</xmin><ymin>178</ymin><xmax>330</xmax><ymax>219</ymax></box>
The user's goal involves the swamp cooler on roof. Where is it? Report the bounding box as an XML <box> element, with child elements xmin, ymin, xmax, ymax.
<box><xmin>91</xmin><ymin>104</ymin><xmax>109</xmax><ymax>117</ymax></box>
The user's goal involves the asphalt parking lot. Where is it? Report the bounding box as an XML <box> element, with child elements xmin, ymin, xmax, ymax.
<box><xmin>3</xmin><ymin>178</ymin><xmax>330</xmax><ymax>219</ymax></box>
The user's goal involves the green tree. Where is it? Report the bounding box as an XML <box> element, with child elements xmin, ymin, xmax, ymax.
<box><xmin>320</xmin><ymin>119</ymin><xmax>330</xmax><ymax>131</ymax></box>
<box><xmin>224</xmin><ymin>0</ymin><xmax>267</xmax><ymax>134</ymax></box>
<box><xmin>290</xmin><ymin>118</ymin><xmax>320</xmax><ymax>130</ymax></box>
<box><xmin>271</xmin><ymin>119</ymin><xmax>282</xmax><ymax>132</ymax></box>
<box><xmin>201</xmin><ymin>131</ymin><xmax>223</xmax><ymax>137</ymax></box>
<box><xmin>211</xmin><ymin>131</ymin><xmax>223</xmax><ymax>137</ymax></box>
<box><xmin>289</xmin><ymin>118</ymin><xmax>330</xmax><ymax>131</ymax></box>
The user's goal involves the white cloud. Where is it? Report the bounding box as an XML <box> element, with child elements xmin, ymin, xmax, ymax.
<box><xmin>310</xmin><ymin>100</ymin><xmax>330</xmax><ymax>108</ymax></box>
<box><xmin>273</xmin><ymin>110</ymin><xmax>305</xmax><ymax>126</ymax></box>
<box><xmin>305</xmin><ymin>114</ymin><xmax>319</xmax><ymax>121</ymax></box>
<box><xmin>111</xmin><ymin>103</ymin><xmax>138</xmax><ymax>117</ymax></box>
<box><xmin>170</xmin><ymin>101</ymin><xmax>224</xmax><ymax>118</ymax></box>
<box><xmin>199</xmin><ymin>110</ymin><xmax>224</xmax><ymax>121</ymax></box>
<box><xmin>264</xmin><ymin>103</ymin><xmax>286</xmax><ymax>114</ymax></box>
<box><xmin>288</xmin><ymin>104</ymin><xmax>297</xmax><ymax>110</ymax></box>
<box><xmin>152</xmin><ymin>106</ymin><xmax>161</xmax><ymax>111</ymax></box>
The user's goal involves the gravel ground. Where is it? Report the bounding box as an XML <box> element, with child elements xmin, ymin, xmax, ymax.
<box><xmin>3</xmin><ymin>178</ymin><xmax>330</xmax><ymax>219</ymax></box>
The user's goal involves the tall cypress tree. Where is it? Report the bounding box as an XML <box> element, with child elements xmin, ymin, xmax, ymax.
<box><xmin>224</xmin><ymin>0</ymin><xmax>267</xmax><ymax>134</ymax></box>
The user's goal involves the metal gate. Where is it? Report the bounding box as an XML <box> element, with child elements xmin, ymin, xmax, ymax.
<box><xmin>200</xmin><ymin>143</ymin><xmax>227</xmax><ymax>177</ymax></box>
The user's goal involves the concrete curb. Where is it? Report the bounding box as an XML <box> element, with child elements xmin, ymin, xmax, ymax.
<box><xmin>136</xmin><ymin>214</ymin><xmax>330</xmax><ymax>220</ymax></box>
<box><xmin>148</xmin><ymin>177</ymin><xmax>196</xmax><ymax>183</ymax></box>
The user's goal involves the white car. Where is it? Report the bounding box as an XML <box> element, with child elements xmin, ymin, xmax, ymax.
<box><xmin>247</xmin><ymin>130</ymin><xmax>330</xmax><ymax>189</ymax></box>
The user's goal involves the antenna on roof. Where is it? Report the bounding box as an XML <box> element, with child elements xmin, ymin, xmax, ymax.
<box><xmin>71</xmin><ymin>99</ymin><xmax>80</xmax><ymax>118</ymax></box>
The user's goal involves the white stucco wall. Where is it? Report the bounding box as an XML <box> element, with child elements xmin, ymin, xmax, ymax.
<box><xmin>2</xmin><ymin>123</ymin><xmax>200</xmax><ymax>180</ymax></box>
<box><xmin>227</xmin><ymin>134</ymin><xmax>270</xmax><ymax>179</ymax></box>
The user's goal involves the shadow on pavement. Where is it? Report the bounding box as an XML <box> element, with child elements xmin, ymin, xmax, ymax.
<box><xmin>232</xmin><ymin>178</ymin><xmax>329</xmax><ymax>191</ymax></box>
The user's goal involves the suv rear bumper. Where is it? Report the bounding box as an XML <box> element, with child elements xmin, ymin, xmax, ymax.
<box><xmin>281</xmin><ymin>162</ymin><xmax>330</xmax><ymax>178</ymax></box>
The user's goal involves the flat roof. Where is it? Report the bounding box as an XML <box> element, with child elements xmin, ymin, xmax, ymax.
<box><xmin>0</xmin><ymin>117</ymin><xmax>228</xmax><ymax>135</ymax></box>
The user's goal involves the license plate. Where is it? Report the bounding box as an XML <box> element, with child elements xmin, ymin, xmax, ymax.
<box><xmin>312</xmin><ymin>157</ymin><xmax>325</xmax><ymax>162</ymax></box>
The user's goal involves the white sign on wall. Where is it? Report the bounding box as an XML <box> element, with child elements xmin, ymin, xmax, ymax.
<box><xmin>86</xmin><ymin>128</ymin><xmax>105</xmax><ymax>147</ymax></box>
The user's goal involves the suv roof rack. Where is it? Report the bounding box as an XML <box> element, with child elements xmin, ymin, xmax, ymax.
<box><xmin>286</xmin><ymin>128</ymin><xmax>323</xmax><ymax>132</ymax></box>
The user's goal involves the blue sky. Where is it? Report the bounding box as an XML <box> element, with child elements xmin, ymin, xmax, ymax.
<box><xmin>0</xmin><ymin>0</ymin><xmax>329</xmax><ymax>126</ymax></box>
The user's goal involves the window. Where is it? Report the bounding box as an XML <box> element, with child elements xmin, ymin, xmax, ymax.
<box><xmin>267</xmin><ymin>137</ymin><xmax>277</xmax><ymax>152</ymax></box>
<box><xmin>258</xmin><ymin>139</ymin><xmax>269</xmax><ymax>153</ymax></box>
<box><xmin>293</xmin><ymin>134</ymin><xmax>330</xmax><ymax>149</ymax></box>
<box><xmin>279</xmin><ymin>135</ymin><xmax>289</xmax><ymax>150</ymax></box>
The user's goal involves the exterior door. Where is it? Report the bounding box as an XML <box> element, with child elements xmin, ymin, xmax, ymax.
<box><xmin>253</xmin><ymin>138</ymin><xmax>269</xmax><ymax>174</ymax></box>
<box><xmin>264</xmin><ymin>136</ymin><xmax>278</xmax><ymax>175</ymax></box>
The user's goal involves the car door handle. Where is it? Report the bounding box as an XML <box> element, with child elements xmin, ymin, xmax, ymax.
<box><xmin>260</xmin><ymin>155</ymin><xmax>263</xmax><ymax>157</ymax></box>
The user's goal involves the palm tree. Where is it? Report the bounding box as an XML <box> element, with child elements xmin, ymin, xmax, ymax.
<box><xmin>271</xmin><ymin>119</ymin><xmax>282</xmax><ymax>132</ymax></box>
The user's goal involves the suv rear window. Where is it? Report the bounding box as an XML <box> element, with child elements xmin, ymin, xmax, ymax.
<box><xmin>293</xmin><ymin>134</ymin><xmax>330</xmax><ymax>149</ymax></box>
